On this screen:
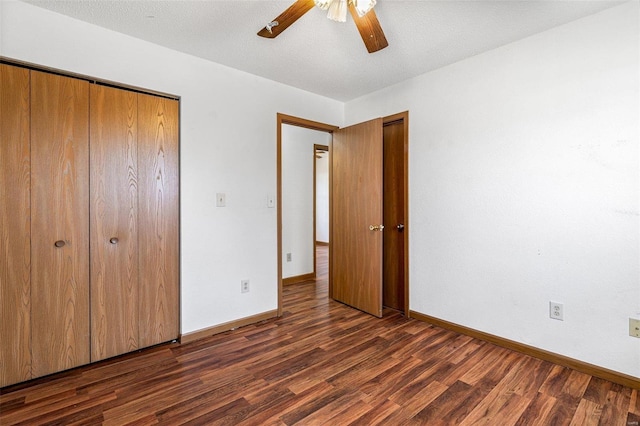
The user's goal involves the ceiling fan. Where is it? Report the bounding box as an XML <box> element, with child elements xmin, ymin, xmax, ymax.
<box><xmin>258</xmin><ymin>0</ymin><xmax>388</xmax><ymax>54</ymax></box>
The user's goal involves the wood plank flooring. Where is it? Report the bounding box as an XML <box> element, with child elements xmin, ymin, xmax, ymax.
<box><xmin>1</xmin><ymin>246</ymin><xmax>638</xmax><ymax>425</ymax></box>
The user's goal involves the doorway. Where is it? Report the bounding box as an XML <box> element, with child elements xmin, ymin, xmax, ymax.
<box><xmin>281</xmin><ymin>124</ymin><xmax>331</xmax><ymax>286</ymax></box>
<box><xmin>314</xmin><ymin>144</ymin><xmax>330</xmax><ymax>250</ymax></box>
<box><xmin>277</xmin><ymin>114</ymin><xmax>338</xmax><ymax>316</ymax></box>
<box><xmin>277</xmin><ymin>112</ymin><xmax>409</xmax><ymax>318</ymax></box>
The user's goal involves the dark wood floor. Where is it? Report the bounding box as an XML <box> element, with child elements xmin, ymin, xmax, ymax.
<box><xmin>1</xmin><ymin>246</ymin><xmax>638</xmax><ymax>425</ymax></box>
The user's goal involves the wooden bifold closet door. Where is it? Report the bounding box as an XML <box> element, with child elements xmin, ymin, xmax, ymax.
<box><xmin>30</xmin><ymin>71</ymin><xmax>92</xmax><ymax>378</ymax></box>
<box><xmin>0</xmin><ymin>63</ymin><xmax>179</xmax><ymax>387</ymax></box>
<box><xmin>0</xmin><ymin>64</ymin><xmax>32</xmax><ymax>386</ymax></box>
<box><xmin>90</xmin><ymin>86</ymin><xmax>180</xmax><ymax>361</ymax></box>
<box><xmin>137</xmin><ymin>93</ymin><xmax>180</xmax><ymax>348</ymax></box>
<box><xmin>90</xmin><ymin>85</ymin><xmax>140</xmax><ymax>361</ymax></box>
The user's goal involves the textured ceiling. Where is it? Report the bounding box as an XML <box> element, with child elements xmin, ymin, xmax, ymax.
<box><xmin>24</xmin><ymin>0</ymin><xmax>624</xmax><ymax>101</ymax></box>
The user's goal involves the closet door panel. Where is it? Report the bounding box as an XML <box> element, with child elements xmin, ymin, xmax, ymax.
<box><xmin>0</xmin><ymin>64</ymin><xmax>32</xmax><ymax>386</ymax></box>
<box><xmin>90</xmin><ymin>85</ymin><xmax>139</xmax><ymax>361</ymax></box>
<box><xmin>30</xmin><ymin>71</ymin><xmax>91</xmax><ymax>377</ymax></box>
<box><xmin>138</xmin><ymin>94</ymin><xmax>180</xmax><ymax>347</ymax></box>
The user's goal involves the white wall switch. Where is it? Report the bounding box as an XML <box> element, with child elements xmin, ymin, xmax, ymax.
<box><xmin>267</xmin><ymin>195</ymin><xmax>275</xmax><ymax>208</ymax></box>
<box><xmin>630</xmin><ymin>318</ymin><xmax>640</xmax><ymax>338</ymax></box>
<box><xmin>216</xmin><ymin>193</ymin><xmax>226</xmax><ymax>207</ymax></box>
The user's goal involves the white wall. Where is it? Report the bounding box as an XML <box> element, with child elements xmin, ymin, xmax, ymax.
<box><xmin>346</xmin><ymin>1</ymin><xmax>640</xmax><ymax>378</ymax></box>
<box><xmin>316</xmin><ymin>154</ymin><xmax>330</xmax><ymax>243</ymax></box>
<box><xmin>281</xmin><ymin>125</ymin><xmax>331</xmax><ymax>278</ymax></box>
<box><xmin>1</xmin><ymin>0</ymin><xmax>344</xmax><ymax>334</ymax></box>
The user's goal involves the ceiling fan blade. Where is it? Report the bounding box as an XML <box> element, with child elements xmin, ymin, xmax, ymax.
<box><xmin>348</xmin><ymin>4</ymin><xmax>388</xmax><ymax>53</ymax></box>
<box><xmin>257</xmin><ymin>0</ymin><xmax>316</xmax><ymax>38</ymax></box>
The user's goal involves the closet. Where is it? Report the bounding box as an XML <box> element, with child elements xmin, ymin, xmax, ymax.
<box><xmin>0</xmin><ymin>63</ymin><xmax>179</xmax><ymax>387</ymax></box>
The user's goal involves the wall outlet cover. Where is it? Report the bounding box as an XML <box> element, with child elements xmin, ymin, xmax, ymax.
<box><xmin>549</xmin><ymin>301</ymin><xmax>563</xmax><ymax>321</ymax></box>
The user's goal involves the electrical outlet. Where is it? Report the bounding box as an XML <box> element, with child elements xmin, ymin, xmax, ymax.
<box><xmin>241</xmin><ymin>279</ymin><xmax>250</xmax><ymax>293</ymax></box>
<box><xmin>630</xmin><ymin>318</ymin><xmax>640</xmax><ymax>338</ymax></box>
<box><xmin>286</xmin><ymin>253</ymin><xmax>292</xmax><ymax>262</ymax></box>
<box><xmin>549</xmin><ymin>301</ymin><xmax>563</xmax><ymax>321</ymax></box>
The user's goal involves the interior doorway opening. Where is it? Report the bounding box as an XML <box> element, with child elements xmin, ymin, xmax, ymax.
<box><xmin>314</xmin><ymin>144</ymin><xmax>330</xmax><ymax>250</ymax></box>
<box><xmin>277</xmin><ymin>112</ymin><xmax>409</xmax><ymax>318</ymax></box>
<box><xmin>277</xmin><ymin>114</ymin><xmax>338</xmax><ymax>316</ymax></box>
<box><xmin>280</xmin><ymin>125</ymin><xmax>331</xmax><ymax>286</ymax></box>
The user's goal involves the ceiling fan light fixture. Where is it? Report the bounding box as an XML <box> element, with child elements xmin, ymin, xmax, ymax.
<box><xmin>314</xmin><ymin>0</ymin><xmax>375</xmax><ymax>21</ymax></box>
<box><xmin>314</xmin><ymin>0</ymin><xmax>331</xmax><ymax>10</ymax></box>
<box><xmin>353</xmin><ymin>0</ymin><xmax>376</xmax><ymax>17</ymax></box>
<box><xmin>327</xmin><ymin>0</ymin><xmax>348</xmax><ymax>22</ymax></box>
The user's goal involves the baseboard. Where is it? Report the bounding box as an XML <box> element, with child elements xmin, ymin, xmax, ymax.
<box><xmin>316</xmin><ymin>241</ymin><xmax>329</xmax><ymax>246</ymax></box>
<box><xmin>283</xmin><ymin>272</ymin><xmax>315</xmax><ymax>286</ymax></box>
<box><xmin>180</xmin><ymin>310</ymin><xmax>278</xmax><ymax>344</ymax></box>
<box><xmin>410</xmin><ymin>310</ymin><xmax>640</xmax><ymax>390</ymax></box>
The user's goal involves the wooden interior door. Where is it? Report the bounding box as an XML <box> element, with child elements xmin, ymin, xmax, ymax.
<box><xmin>382</xmin><ymin>120</ymin><xmax>406</xmax><ymax>311</ymax></box>
<box><xmin>31</xmin><ymin>71</ymin><xmax>91</xmax><ymax>377</ymax></box>
<box><xmin>331</xmin><ymin>118</ymin><xmax>384</xmax><ymax>317</ymax></box>
<box><xmin>137</xmin><ymin>93</ymin><xmax>180</xmax><ymax>347</ymax></box>
<box><xmin>0</xmin><ymin>64</ymin><xmax>33</xmax><ymax>386</ymax></box>
<box><xmin>90</xmin><ymin>84</ymin><xmax>139</xmax><ymax>361</ymax></box>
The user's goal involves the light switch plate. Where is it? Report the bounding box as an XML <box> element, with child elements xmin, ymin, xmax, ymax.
<box><xmin>630</xmin><ymin>318</ymin><xmax>640</xmax><ymax>338</ymax></box>
<box><xmin>216</xmin><ymin>193</ymin><xmax>226</xmax><ymax>207</ymax></box>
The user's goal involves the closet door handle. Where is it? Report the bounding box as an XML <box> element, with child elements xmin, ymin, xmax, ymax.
<box><xmin>54</xmin><ymin>240</ymin><xmax>66</xmax><ymax>248</ymax></box>
<box><xmin>109</xmin><ymin>237</ymin><xmax>119</xmax><ymax>245</ymax></box>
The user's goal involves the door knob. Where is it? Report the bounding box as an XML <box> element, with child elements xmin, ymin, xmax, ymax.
<box><xmin>109</xmin><ymin>237</ymin><xmax>119</xmax><ymax>244</ymax></box>
<box><xmin>397</xmin><ymin>224</ymin><xmax>405</xmax><ymax>232</ymax></box>
<box><xmin>54</xmin><ymin>240</ymin><xmax>66</xmax><ymax>248</ymax></box>
<box><xmin>369</xmin><ymin>225</ymin><xmax>385</xmax><ymax>231</ymax></box>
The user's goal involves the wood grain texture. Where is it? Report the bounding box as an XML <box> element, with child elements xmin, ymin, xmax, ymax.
<box><xmin>382</xmin><ymin>120</ymin><xmax>405</xmax><ymax>312</ymax></box>
<box><xmin>257</xmin><ymin>0</ymin><xmax>315</xmax><ymax>38</ymax></box>
<box><xmin>277</xmin><ymin>113</ymin><xmax>339</xmax><ymax>133</ymax></box>
<box><xmin>90</xmin><ymin>84</ymin><xmax>139</xmax><ymax>361</ymax></box>
<box><xmin>411</xmin><ymin>310</ymin><xmax>640</xmax><ymax>390</ymax></box>
<box><xmin>283</xmin><ymin>272</ymin><xmax>316</xmax><ymax>286</ymax></box>
<box><xmin>348</xmin><ymin>4</ymin><xmax>389</xmax><ymax>53</ymax></box>
<box><xmin>137</xmin><ymin>94</ymin><xmax>180</xmax><ymax>347</ymax></box>
<box><xmin>331</xmin><ymin>118</ymin><xmax>383</xmax><ymax>317</ymax></box>
<box><xmin>0</xmin><ymin>246</ymin><xmax>636</xmax><ymax>424</ymax></box>
<box><xmin>0</xmin><ymin>64</ymin><xmax>32</xmax><ymax>387</ymax></box>
<box><xmin>180</xmin><ymin>310</ymin><xmax>278</xmax><ymax>344</ymax></box>
<box><xmin>30</xmin><ymin>71</ymin><xmax>91</xmax><ymax>378</ymax></box>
